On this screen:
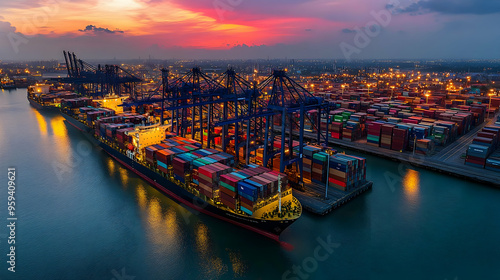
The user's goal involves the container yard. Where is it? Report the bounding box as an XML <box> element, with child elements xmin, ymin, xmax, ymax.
<box><xmin>260</xmin><ymin>75</ymin><xmax>499</xmax><ymax>186</ymax></box>
<box><xmin>277</xmin><ymin>114</ymin><xmax>500</xmax><ymax>186</ymax></box>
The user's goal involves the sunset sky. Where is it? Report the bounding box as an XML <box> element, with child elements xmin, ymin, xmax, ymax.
<box><xmin>0</xmin><ymin>0</ymin><xmax>499</xmax><ymax>60</ymax></box>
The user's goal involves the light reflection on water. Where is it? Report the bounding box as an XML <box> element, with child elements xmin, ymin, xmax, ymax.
<box><xmin>403</xmin><ymin>169</ymin><xmax>420</xmax><ymax>205</ymax></box>
<box><xmin>118</xmin><ymin>168</ymin><xmax>129</xmax><ymax>186</ymax></box>
<box><xmin>227</xmin><ymin>249</ymin><xmax>246</xmax><ymax>278</ymax></box>
<box><xmin>134</xmin><ymin>181</ymin><xmax>182</xmax><ymax>256</ymax></box>
<box><xmin>147</xmin><ymin>197</ymin><xmax>178</xmax><ymax>246</ymax></box>
<box><xmin>196</xmin><ymin>223</ymin><xmax>229</xmax><ymax>278</ymax></box>
<box><xmin>50</xmin><ymin>116</ymin><xmax>67</xmax><ymax>138</ymax></box>
<box><xmin>136</xmin><ymin>184</ymin><xmax>147</xmax><ymax>210</ymax></box>
<box><xmin>33</xmin><ymin>110</ymin><xmax>72</xmax><ymax>164</ymax></box>
<box><xmin>107</xmin><ymin>157</ymin><xmax>116</xmax><ymax>174</ymax></box>
<box><xmin>196</xmin><ymin>223</ymin><xmax>209</xmax><ymax>256</ymax></box>
<box><xmin>33</xmin><ymin>109</ymin><xmax>48</xmax><ymax>137</ymax></box>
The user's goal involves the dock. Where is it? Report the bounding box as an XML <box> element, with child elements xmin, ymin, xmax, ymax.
<box><xmin>275</xmin><ymin>113</ymin><xmax>500</xmax><ymax>187</ymax></box>
<box><xmin>295</xmin><ymin>181</ymin><xmax>373</xmax><ymax>215</ymax></box>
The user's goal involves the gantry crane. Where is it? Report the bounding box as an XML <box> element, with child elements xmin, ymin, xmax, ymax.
<box><xmin>57</xmin><ymin>51</ymin><xmax>142</xmax><ymax>97</ymax></box>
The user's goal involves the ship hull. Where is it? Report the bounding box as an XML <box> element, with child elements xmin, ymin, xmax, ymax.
<box><xmin>61</xmin><ymin>111</ymin><xmax>94</xmax><ymax>133</ymax></box>
<box><xmin>61</xmin><ymin>113</ymin><xmax>297</xmax><ymax>240</ymax></box>
<box><xmin>28</xmin><ymin>97</ymin><xmax>60</xmax><ymax>112</ymax></box>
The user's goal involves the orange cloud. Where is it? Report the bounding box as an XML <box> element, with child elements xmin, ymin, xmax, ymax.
<box><xmin>0</xmin><ymin>0</ymin><xmax>339</xmax><ymax>49</ymax></box>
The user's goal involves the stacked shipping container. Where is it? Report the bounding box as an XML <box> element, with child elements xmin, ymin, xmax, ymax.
<box><xmin>465</xmin><ymin>125</ymin><xmax>500</xmax><ymax>169</ymax></box>
<box><xmin>141</xmin><ymin>135</ymin><xmax>292</xmax><ymax>215</ymax></box>
<box><xmin>328</xmin><ymin>154</ymin><xmax>367</xmax><ymax>192</ymax></box>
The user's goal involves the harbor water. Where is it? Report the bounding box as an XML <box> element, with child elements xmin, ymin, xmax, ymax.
<box><xmin>1</xmin><ymin>88</ymin><xmax>499</xmax><ymax>280</ymax></box>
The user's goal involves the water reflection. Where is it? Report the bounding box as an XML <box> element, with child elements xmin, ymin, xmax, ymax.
<box><xmin>33</xmin><ymin>112</ymin><xmax>71</xmax><ymax>163</ymax></box>
<box><xmin>136</xmin><ymin>185</ymin><xmax>147</xmax><ymax>210</ymax></box>
<box><xmin>227</xmin><ymin>249</ymin><xmax>246</xmax><ymax>278</ymax></box>
<box><xmin>147</xmin><ymin>198</ymin><xmax>166</xmax><ymax>244</ymax></box>
<box><xmin>118</xmin><ymin>168</ymin><xmax>129</xmax><ymax>186</ymax></box>
<box><xmin>50</xmin><ymin>116</ymin><xmax>67</xmax><ymax>138</ymax></box>
<box><xmin>403</xmin><ymin>169</ymin><xmax>420</xmax><ymax>204</ymax></box>
<box><xmin>50</xmin><ymin>116</ymin><xmax>72</xmax><ymax>161</ymax></box>
<box><xmin>164</xmin><ymin>209</ymin><xmax>178</xmax><ymax>236</ymax></box>
<box><xmin>145</xmin><ymin>197</ymin><xmax>180</xmax><ymax>247</ymax></box>
<box><xmin>107</xmin><ymin>158</ymin><xmax>116</xmax><ymax>174</ymax></box>
<box><xmin>196</xmin><ymin>223</ymin><xmax>209</xmax><ymax>255</ymax></box>
<box><xmin>196</xmin><ymin>223</ymin><xmax>228</xmax><ymax>278</ymax></box>
<box><xmin>33</xmin><ymin>110</ymin><xmax>48</xmax><ymax>137</ymax></box>
<box><xmin>136</xmin><ymin>185</ymin><xmax>181</xmax><ymax>254</ymax></box>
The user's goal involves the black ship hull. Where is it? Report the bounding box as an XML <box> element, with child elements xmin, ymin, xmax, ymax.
<box><xmin>61</xmin><ymin>111</ymin><xmax>94</xmax><ymax>133</ymax></box>
<box><xmin>28</xmin><ymin>97</ymin><xmax>60</xmax><ymax>112</ymax></box>
<box><xmin>61</xmin><ymin>113</ymin><xmax>297</xmax><ymax>241</ymax></box>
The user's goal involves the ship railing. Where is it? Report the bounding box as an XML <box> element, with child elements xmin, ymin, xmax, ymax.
<box><xmin>259</xmin><ymin>198</ymin><xmax>299</xmax><ymax>220</ymax></box>
<box><xmin>252</xmin><ymin>189</ymin><xmax>293</xmax><ymax>212</ymax></box>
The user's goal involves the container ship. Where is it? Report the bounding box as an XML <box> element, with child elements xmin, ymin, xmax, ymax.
<box><xmin>1</xmin><ymin>76</ymin><xmax>16</xmax><ymax>89</ymax></box>
<box><xmin>27</xmin><ymin>84</ymin><xmax>79</xmax><ymax>111</ymax></box>
<box><xmin>60</xmin><ymin>97</ymin><xmax>302</xmax><ymax>240</ymax></box>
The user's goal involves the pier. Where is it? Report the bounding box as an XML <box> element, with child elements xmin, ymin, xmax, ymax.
<box><xmin>296</xmin><ymin>181</ymin><xmax>373</xmax><ymax>215</ymax></box>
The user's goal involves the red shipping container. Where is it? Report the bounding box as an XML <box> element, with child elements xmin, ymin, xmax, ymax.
<box><xmin>220</xmin><ymin>197</ymin><xmax>236</xmax><ymax>210</ymax></box>
<box><xmin>240</xmin><ymin>201</ymin><xmax>254</xmax><ymax>212</ymax></box>
<box><xmin>220</xmin><ymin>185</ymin><xmax>236</xmax><ymax>198</ymax></box>
<box><xmin>328</xmin><ymin>177</ymin><xmax>347</xmax><ymax>187</ymax></box>
<box><xmin>220</xmin><ymin>190</ymin><xmax>236</xmax><ymax>201</ymax></box>
<box><xmin>158</xmin><ymin>165</ymin><xmax>168</xmax><ymax>174</ymax></box>
<box><xmin>239</xmin><ymin>195</ymin><xmax>254</xmax><ymax>206</ymax></box>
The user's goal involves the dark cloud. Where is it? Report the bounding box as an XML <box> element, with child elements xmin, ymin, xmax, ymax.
<box><xmin>304</xmin><ymin>29</ymin><xmax>312</xmax><ymax>32</ymax></box>
<box><xmin>341</xmin><ymin>28</ymin><xmax>356</xmax><ymax>34</ymax></box>
<box><xmin>0</xmin><ymin>20</ymin><xmax>16</xmax><ymax>33</ymax></box>
<box><xmin>79</xmin><ymin>25</ymin><xmax>124</xmax><ymax>34</ymax></box>
<box><xmin>388</xmin><ymin>2</ymin><xmax>421</xmax><ymax>14</ymax></box>
<box><xmin>390</xmin><ymin>0</ymin><xmax>500</xmax><ymax>15</ymax></box>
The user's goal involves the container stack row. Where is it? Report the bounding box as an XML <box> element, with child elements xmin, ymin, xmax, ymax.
<box><xmin>330</xmin><ymin>121</ymin><xmax>343</xmax><ymax>139</ymax></box>
<box><xmin>293</xmin><ymin>145</ymin><xmax>367</xmax><ymax>192</ymax></box>
<box><xmin>61</xmin><ymin>97</ymin><xmax>93</xmax><ymax>109</ymax></box>
<box><xmin>302</xmin><ymin>145</ymin><xmax>323</xmax><ymax>181</ymax></box>
<box><xmin>328</xmin><ymin>154</ymin><xmax>367</xmax><ymax>192</ymax></box>
<box><xmin>465</xmin><ymin>125</ymin><xmax>500</xmax><ymax>170</ymax></box>
<box><xmin>143</xmin><ymin>135</ymin><xmax>290</xmax><ymax>216</ymax></box>
<box><xmin>367</xmin><ymin>121</ymin><xmax>383</xmax><ymax>146</ymax></box>
<box><xmin>311</xmin><ymin>152</ymin><xmax>329</xmax><ymax>184</ymax></box>
<box><xmin>295</xmin><ymin>101</ymin><xmax>490</xmax><ymax>154</ymax></box>
<box><xmin>197</xmin><ymin>163</ymin><xmax>233</xmax><ymax>198</ymax></box>
<box><xmin>343</xmin><ymin>121</ymin><xmax>361</xmax><ymax>141</ymax></box>
<box><xmin>380</xmin><ymin>124</ymin><xmax>394</xmax><ymax>149</ymax></box>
